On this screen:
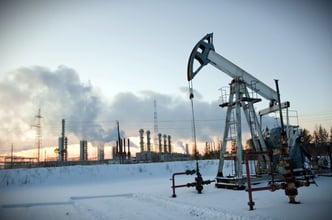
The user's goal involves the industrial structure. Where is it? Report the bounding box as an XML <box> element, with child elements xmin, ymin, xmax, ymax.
<box><xmin>187</xmin><ymin>33</ymin><xmax>315</xmax><ymax>207</ymax></box>
<box><xmin>136</xmin><ymin>129</ymin><xmax>190</xmax><ymax>162</ymax></box>
<box><xmin>97</xmin><ymin>143</ymin><xmax>104</xmax><ymax>161</ymax></box>
<box><xmin>0</xmin><ymin>117</ymin><xmax>191</xmax><ymax>168</ymax></box>
<box><xmin>32</xmin><ymin>109</ymin><xmax>43</xmax><ymax>162</ymax></box>
<box><xmin>80</xmin><ymin>140</ymin><xmax>88</xmax><ymax>161</ymax></box>
<box><xmin>58</xmin><ymin>119</ymin><xmax>68</xmax><ymax>161</ymax></box>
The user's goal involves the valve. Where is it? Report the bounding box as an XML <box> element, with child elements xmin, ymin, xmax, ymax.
<box><xmin>185</xmin><ymin>169</ymin><xmax>196</xmax><ymax>175</ymax></box>
<box><xmin>171</xmin><ymin>168</ymin><xmax>215</xmax><ymax>197</ymax></box>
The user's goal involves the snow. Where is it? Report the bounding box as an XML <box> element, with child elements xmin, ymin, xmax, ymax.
<box><xmin>0</xmin><ymin>160</ymin><xmax>331</xmax><ymax>220</ymax></box>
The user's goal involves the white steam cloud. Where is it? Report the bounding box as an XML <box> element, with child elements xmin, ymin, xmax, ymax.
<box><xmin>0</xmin><ymin>66</ymin><xmax>228</xmax><ymax>153</ymax></box>
<box><xmin>0</xmin><ymin>65</ymin><xmax>277</xmax><ymax>154</ymax></box>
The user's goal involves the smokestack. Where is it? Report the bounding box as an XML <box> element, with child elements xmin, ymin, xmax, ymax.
<box><xmin>64</xmin><ymin>137</ymin><xmax>68</xmax><ymax>161</ymax></box>
<box><xmin>186</xmin><ymin>144</ymin><xmax>189</xmax><ymax>155</ymax></box>
<box><xmin>80</xmin><ymin>140</ymin><xmax>88</xmax><ymax>161</ymax></box>
<box><xmin>127</xmin><ymin>138</ymin><xmax>131</xmax><ymax>159</ymax></box>
<box><xmin>98</xmin><ymin>143</ymin><xmax>104</xmax><ymax>161</ymax></box>
<box><xmin>139</xmin><ymin>129</ymin><xmax>144</xmax><ymax>152</ymax></box>
<box><xmin>123</xmin><ymin>137</ymin><xmax>126</xmax><ymax>157</ymax></box>
<box><xmin>163</xmin><ymin>134</ymin><xmax>167</xmax><ymax>153</ymax></box>
<box><xmin>80</xmin><ymin>140</ymin><xmax>84</xmax><ymax>160</ymax></box>
<box><xmin>168</xmin><ymin>135</ymin><xmax>171</xmax><ymax>153</ymax></box>
<box><xmin>117</xmin><ymin>121</ymin><xmax>122</xmax><ymax>157</ymax></box>
<box><xmin>58</xmin><ymin>119</ymin><xmax>67</xmax><ymax>161</ymax></box>
<box><xmin>146</xmin><ymin>130</ymin><xmax>151</xmax><ymax>152</ymax></box>
<box><xmin>62</xmin><ymin>119</ymin><xmax>65</xmax><ymax>141</ymax></box>
<box><xmin>112</xmin><ymin>146</ymin><xmax>116</xmax><ymax>159</ymax></box>
<box><xmin>116</xmin><ymin>140</ymin><xmax>118</xmax><ymax>156</ymax></box>
<box><xmin>158</xmin><ymin>133</ymin><xmax>162</xmax><ymax>153</ymax></box>
<box><xmin>58</xmin><ymin>137</ymin><xmax>63</xmax><ymax>161</ymax></box>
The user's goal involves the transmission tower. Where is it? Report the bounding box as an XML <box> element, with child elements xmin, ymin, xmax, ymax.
<box><xmin>32</xmin><ymin>108</ymin><xmax>42</xmax><ymax>162</ymax></box>
<box><xmin>153</xmin><ymin>100</ymin><xmax>159</xmax><ymax>152</ymax></box>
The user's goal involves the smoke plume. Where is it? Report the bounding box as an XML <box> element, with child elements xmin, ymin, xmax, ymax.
<box><xmin>0</xmin><ymin>66</ymin><xmax>122</xmax><ymax>153</ymax></box>
<box><xmin>0</xmin><ymin>65</ymin><xmax>277</xmax><ymax>154</ymax></box>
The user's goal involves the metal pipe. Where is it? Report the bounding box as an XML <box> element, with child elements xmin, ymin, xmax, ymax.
<box><xmin>245</xmin><ymin>153</ymin><xmax>254</xmax><ymax>210</ymax></box>
<box><xmin>173</xmin><ymin>184</ymin><xmax>189</xmax><ymax>188</ymax></box>
<box><xmin>245</xmin><ymin>150</ymin><xmax>275</xmax><ymax>210</ymax></box>
<box><xmin>171</xmin><ymin>170</ymin><xmax>196</xmax><ymax>197</ymax></box>
<box><xmin>274</xmin><ymin>80</ymin><xmax>299</xmax><ymax>204</ymax></box>
<box><xmin>171</xmin><ymin>171</ymin><xmax>188</xmax><ymax>197</ymax></box>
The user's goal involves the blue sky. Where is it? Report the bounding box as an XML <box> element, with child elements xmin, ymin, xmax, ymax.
<box><xmin>0</xmin><ymin>0</ymin><xmax>331</xmax><ymax>154</ymax></box>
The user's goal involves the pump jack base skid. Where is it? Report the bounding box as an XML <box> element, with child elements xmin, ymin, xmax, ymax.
<box><xmin>215</xmin><ymin>176</ymin><xmax>246</xmax><ymax>190</ymax></box>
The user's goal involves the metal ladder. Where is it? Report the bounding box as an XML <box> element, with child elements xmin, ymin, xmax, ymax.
<box><xmin>217</xmin><ymin>78</ymin><xmax>269</xmax><ymax>183</ymax></box>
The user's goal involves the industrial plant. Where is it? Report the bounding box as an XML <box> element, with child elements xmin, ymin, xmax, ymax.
<box><xmin>1</xmin><ymin>116</ymin><xmax>193</xmax><ymax>169</ymax></box>
<box><xmin>135</xmin><ymin>129</ymin><xmax>190</xmax><ymax>162</ymax></box>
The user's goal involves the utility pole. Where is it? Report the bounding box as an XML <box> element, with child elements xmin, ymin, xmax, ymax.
<box><xmin>11</xmin><ymin>143</ymin><xmax>13</xmax><ymax>168</ymax></box>
<box><xmin>61</xmin><ymin>119</ymin><xmax>68</xmax><ymax>161</ymax></box>
<box><xmin>116</xmin><ymin>120</ymin><xmax>123</xmax><ymax>163</ymax></box>
<box><xmin>153</xmin><ymin>100</ymin><xmax>159</xmax><ymax>152</ymax></box>
<box><xmin>32</xmin><ymin>108</ymin><xmax>42</xmax><ymax>163</ymax></box>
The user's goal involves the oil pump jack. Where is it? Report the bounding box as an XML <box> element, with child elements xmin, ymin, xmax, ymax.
<box><xmin>187</xmin><ymin>33</ymin><xmax>314</xmax><ymax>204</ymax></box>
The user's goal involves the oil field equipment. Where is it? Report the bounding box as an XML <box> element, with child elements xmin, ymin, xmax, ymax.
<box><xmin>171</xmin><ymin>76</ymin><xmax>215</xmax><ymax>198</ymax></box>
<box><xmin>171</xmin><ymin>161</ymin><xmax>215</xmax><ymax>197</ymax></box>
<box><xmin>187</xmin><ymin>33</ymin><xmax>315</xmax><ymax>207</ymax></box>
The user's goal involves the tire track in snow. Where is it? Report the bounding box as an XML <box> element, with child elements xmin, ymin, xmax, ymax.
<box><xmin>67</xmin><ymin>193</ymin><xmax>134</xmax><ymax>220</ymax></box>
<box><xmin>131</xmin><ymin>193</ymin><xmax>268</xmax><ymax>220</ymax></box>
<box><xmin>70</xmin><ymin>193</ymin><xmax>133</xmax><ymax>200</ymax></box>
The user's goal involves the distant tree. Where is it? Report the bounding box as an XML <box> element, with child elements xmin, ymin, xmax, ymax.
<box><xmin>311</xmin><ymin>125</ymin><xmax>332</xmax><ymax>171</ymax></box>
<box><xmin>313</xmin><ymin>125</ymin><xmax>329</xmax><ymax>144</ymax></box>
<box><xmin>328</xmin><ymin>127</ymin><xmax>332</xmax><ymax>172</ymax></box>
<box><xmin>301</xmin><ymin>128</ymin><xmax>313</xmax><ymax>144</ymax></box>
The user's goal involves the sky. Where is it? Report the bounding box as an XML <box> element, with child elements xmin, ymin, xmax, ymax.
<box><xmin>0</xmin><ymin>0</ymin><xmax>331</xmax><ymax>156</ymax></box>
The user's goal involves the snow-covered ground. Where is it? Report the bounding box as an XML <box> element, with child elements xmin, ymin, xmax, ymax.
<box><xmin>0</xmin><ymin>160</ymin><xmax>331</xmax><ymax>220</ymax></box>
